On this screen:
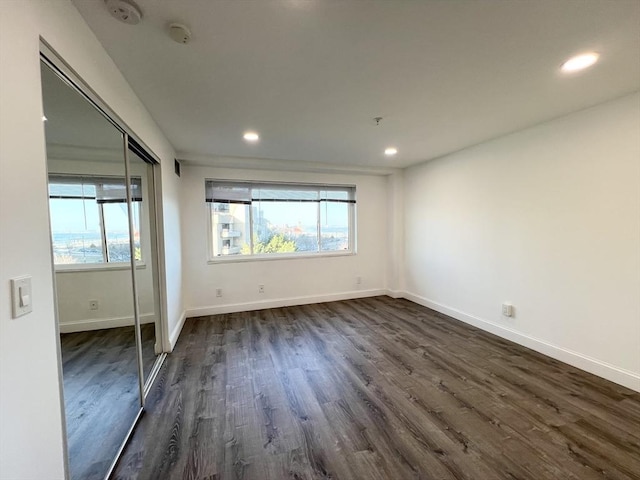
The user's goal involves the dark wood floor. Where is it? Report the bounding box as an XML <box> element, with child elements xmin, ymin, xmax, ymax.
<box><xmin>112</xmin><ymin>297</ymin><xmax>640</xmax><ymax>480</ymax></box>
<box><xmin>61</xmin><ymin>324</ymin><xmax>157</xmax><ymax>480</ymax></box>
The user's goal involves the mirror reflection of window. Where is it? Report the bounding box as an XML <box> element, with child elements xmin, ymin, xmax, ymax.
<box><xmin>48</xmin><ymin>175</ymin><xmax>142</xmax><ymax>265</ymax></box>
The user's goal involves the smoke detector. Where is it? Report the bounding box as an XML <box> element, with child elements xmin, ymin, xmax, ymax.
<box><xmin>105</xmin><ymin>0</ymin><xmax>142</xmax><ymax>25</ymax></box>
<box><xmin>168</xmin><ymin>23</ymin><xmax>192</xmax><ymax>44</ymax></box>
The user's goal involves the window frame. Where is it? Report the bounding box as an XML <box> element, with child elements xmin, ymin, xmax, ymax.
<box><xmin>206</xmin><ymin>180</ymin><xmax>356</xmax><ymax>263</ymax></box>
<box><xmin>48</xmin><ymin>174</ymin><xmax>144</xmax><ymax>270</ymax></box>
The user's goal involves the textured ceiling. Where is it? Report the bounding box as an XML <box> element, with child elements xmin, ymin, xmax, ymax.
<box><xmin>72</xmin><ymin>0</ymin><xmax>640</xmax><ymax>168</ymax></box>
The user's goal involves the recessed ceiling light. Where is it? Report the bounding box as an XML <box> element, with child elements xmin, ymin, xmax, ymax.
<box><xmin>243</xmin><ymin>131</ymin><xmax>259</xmax><ymax>142</ymax></box>
<box><xmin>561</xmin><ymin>52</ymin><xmax>600</xmax><ymax>73</ymax></box>
<box><xmin>384</xmin><ymin>147</ymin><xmax>398</xmax><ymax>156</ymax></box>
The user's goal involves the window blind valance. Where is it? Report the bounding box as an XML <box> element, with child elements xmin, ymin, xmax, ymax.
<box><xmin>205</xmin><ymin>181</ymin><xmax>355</xmax><ymax>204</ymax></box>
<box><xmin>49</xmin><ymin>175</ymin><xmax>142</xmax><ymax>203</ymax></box>
<box><xmin>204</xmin><ymin>183</ymin><xmax>252</xmax><ymax>204</ymax></box>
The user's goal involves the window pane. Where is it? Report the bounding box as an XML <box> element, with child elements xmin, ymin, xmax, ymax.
<box><xmin>256</xmin><ymin>199</ymin><xmax>317</xmax><ymax>253</ymax></box>
<box><xmin>49</xmin><ymin>198</ymin><xmax>104</xmax><ymax>264</ymax></box>
<box><xmin>130</xmin><ymin>202</ymin><xmax>141</xmax><ymax>261</ymax></box>
<box><xmin>211</xmin><ymin>202</ymin><xmax>251</xmax><ymax>256</ymax></box>
<box><xmin>320</xmin><ymin>201</ymin><xmax>350</xmax><ymax>251</ymax></box>
<box><xmin>103</xmin><ymin>202</ymin><xmax>139</xmax><ymax>262</ymax></box>
<box><xmin>206</xmin><ymin>182</ymin><xmax>355</xmax><ymax>259</ymax></box>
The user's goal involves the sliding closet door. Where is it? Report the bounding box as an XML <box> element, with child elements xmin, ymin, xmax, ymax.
<box><xmin>126</xmin><ymin>146</ymin><xmax>163</xmax><ymax>385</ymax></box>
<box><xmin>42</xmin><ymin>62</ymin><xmax>142</xmax><ymax>480</ymax></box>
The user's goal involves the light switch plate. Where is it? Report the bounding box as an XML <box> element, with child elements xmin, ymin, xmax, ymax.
<box><xmin>10</xmin><ymin>275</ymin><xmax>32</xmax><ymax>318</ymax></box>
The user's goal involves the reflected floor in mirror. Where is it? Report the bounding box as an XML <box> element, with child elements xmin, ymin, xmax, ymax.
<box><xmin>61</xmin><ymin>324</ymin><xmax>156</xmax><ymax>480</ymax></box>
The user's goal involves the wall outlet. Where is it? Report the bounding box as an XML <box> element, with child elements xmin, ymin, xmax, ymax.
<box><xmin>356</xmin><ymin>276</ymin><xmax>362</xmax><ymax>285</ymax></box>
<box><xmin>502</xmin><ymin>303</ymin><xmax>513</xmax><ymax>317</ymax></box>
<box><xmin>258</xmin><ymin>284</ymin><xmax>265</xmax><ymax>294</ymax></box>
<box><xmin>89</xmin><ymin>300</ymin><xmax>99</xmax><ymax>311</ymax></box>
<box><xmin>216</xmin><ymin>288</ymin><xmax>223</xmax><ymax>298</ymax></box>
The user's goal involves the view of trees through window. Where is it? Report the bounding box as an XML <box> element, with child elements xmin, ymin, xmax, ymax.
<box><xmin>208</xmin><ymin>182</ymin><xmax>355</xmax><ymax>258</ymax></box>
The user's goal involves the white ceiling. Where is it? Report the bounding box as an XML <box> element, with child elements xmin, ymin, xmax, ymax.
<box><xmin>72</xmin><ymin>0</ymin><xmax>640</xmax><ymax>169</ymax></box>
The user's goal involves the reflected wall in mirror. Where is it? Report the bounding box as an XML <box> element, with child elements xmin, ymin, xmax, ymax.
<box><xmin>41</xmin><ymin>60</ymin><xmax>161</xmax><ymax>480</ymax></box>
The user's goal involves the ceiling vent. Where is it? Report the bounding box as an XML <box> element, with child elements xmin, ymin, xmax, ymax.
<box><xmin>105</xmin><ymin>0</ymin><xmax>142</xmax><ymax>25</ymax></box>
<box><xmin>168</xmin><ymin>23</ymin><xmax>192</xmax><ymax>44</ymax></box>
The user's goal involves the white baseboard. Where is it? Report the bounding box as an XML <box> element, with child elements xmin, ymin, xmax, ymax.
<box><xmin>402</xmin><ymin>291</ymin><xmax>640</xmax><ymax>392</ymax></box>
<box><xmin>185</xmin><ymin>288</ymin><xmax>387</xmax><ymax>319</ymax></box>
<box><xmin>168</xmin><ymin>310</ymin><xmax>187</xmax><ymax>352</ymax></box>
<box><xmin>59</xmin><ymin>313</ymin><xmax>156</xmax><ymax>333</ymax></box>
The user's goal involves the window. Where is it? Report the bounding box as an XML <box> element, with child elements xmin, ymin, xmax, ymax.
<box><xmin>206</xmin><ymin>181</ymin><xmax>355</xmax><ymax>259</ymax></box>
<box><xmin>48</xmin><ymin>175</ymin><xmax>142</xmax><ymax>265</ymax></box>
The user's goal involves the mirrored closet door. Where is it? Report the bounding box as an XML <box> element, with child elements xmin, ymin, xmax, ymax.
<box><xmin>41</xmin><ymin>55</ymin><xmax>164</xmax><ymax>480</ymax></box>
<box><xmin>127</xmin><ymin>146</ymin><xmax>163</xmax><ymax>385</ymax></box>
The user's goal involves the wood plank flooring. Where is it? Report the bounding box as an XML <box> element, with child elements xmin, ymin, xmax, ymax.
<box><xmin>61</xmin><ymin>324</ymin><xmax>156</xmax><ymax>480</ymax></box>
<box><xmin>112</xmin><ymin>297</ymin><xmax>640</xmax><ymax>480</ymax></box>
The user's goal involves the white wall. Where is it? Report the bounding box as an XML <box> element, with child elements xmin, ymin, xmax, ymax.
<box><xmin>403</xmin><ymin>92</ymin><xmax>640</xmax><ymax>391</ymax></box>
<box><xmin>180</xmin><ymin>164</ymin><xmax>390</xmax><ymax>322</ymax></box>
<box><xmin>158</xmin><ymin>158</ymin><xmax>184</xmax><ymax>351</ymax></box>
<box><xmin>0</xmin><ymin>1</ymin><xmax>182</xmax><ymax>478</ymax></box>
<box><xmin>386</xmin><ymin>172</ymin><xmax>405</xmax><ymax>296</ymax></box>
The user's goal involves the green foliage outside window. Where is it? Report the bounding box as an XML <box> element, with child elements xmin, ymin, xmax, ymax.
<box><xmin>241</xmin><ymin>233</ymin><xmax>297</xmax><ymax>255</ymax></box>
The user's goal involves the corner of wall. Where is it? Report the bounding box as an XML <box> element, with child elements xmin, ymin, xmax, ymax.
<box><xmin>386</xmin><ymin>171</ymin><xmax>405</xmax><ymax>292</ymax></box>
<box><xmin>168</xmin><ymin>310</ymin><xmax>187</xmax><ymax>351</ymax></box>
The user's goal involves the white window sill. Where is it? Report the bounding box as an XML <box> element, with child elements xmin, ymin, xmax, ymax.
<box><xmin>207</xmin><ymin>250</ymin><xmax>355</xmax><ymax>265</ymax></box>
<box><xmin>54</xmin><ymin>262</ymin><xmax>146</xmax><ymax>273</ymax></box>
